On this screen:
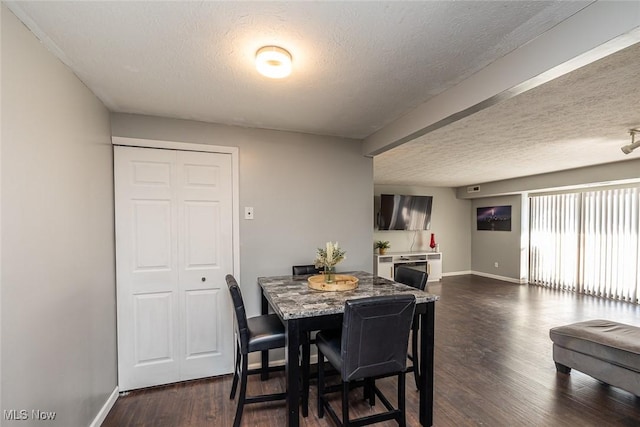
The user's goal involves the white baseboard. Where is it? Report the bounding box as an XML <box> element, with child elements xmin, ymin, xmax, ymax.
<box><xmin>248</xmin><ymin>354</ymin><xmax>322</xmax><ymax>371</ymax></box>
<box><xmin>471</xmin><ymin>271</ymin><xmax>526</xmax><ymax>284</ymax></box>
<box><xmin>438</xmin><ymin>270</ymin><xmax>526</xmax><ymax>284</ymax></box>
<box><xmin>90</xmin><ymin>385</ymin><xmax>119</xmax><ymax>427</ymax></box>
<box><xmin>248</xmin><ymin>359</ymin><xmax>284</xmax><ymax>370</ymax></box>
<box><xmin>441</xmin><ymin>270</ymin><xmax>472</xmax><ymax>277</ymax></box>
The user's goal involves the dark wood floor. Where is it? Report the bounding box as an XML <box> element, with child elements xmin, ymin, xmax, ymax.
<box><xmin>103</xmin><ymin>275</ymin><xmax>640</xmax><ymax>426</ymax></box>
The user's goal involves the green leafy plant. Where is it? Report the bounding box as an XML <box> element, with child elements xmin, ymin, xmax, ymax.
<box><xmin>374</xmin><ymin>240</ymin><xmax>391</xmax><ymax>250</ymax></box>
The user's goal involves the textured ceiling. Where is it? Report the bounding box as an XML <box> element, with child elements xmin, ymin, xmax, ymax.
<box><xmin>8</xmin><ymin>1</ymin><xmax>637</xmax><ymax>188</ymax></box>
<box><xmin>374</xmin><ymin>42</ymin><xmax>640</xmax><ymax>187</ymax></box>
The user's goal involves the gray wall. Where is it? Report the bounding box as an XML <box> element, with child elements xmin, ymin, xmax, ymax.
<box><xmin>374</xmin><ymin>185</ymin><xmax>471</xmax><ymax>274</ymax></box>
<box><xmin>463</xmin><ymin>161</ymin><xmax>640</xmax><ymax>282</ymax></box>
<box><xmin>111</xmin><ymin>114</ymin><xmax>374</xmax><ymax>317</ymax></box>
<box><xmin>456</xmin><ymin>158</ymin><xmax>640</xmax><ymax>200</ymax></box>
<box><xmin>1</xmin><ymin>6</ymin><xmax>116</xmax><ymax>426</ymax></box>
<box><xmin>470</xmin><ymin>195</ymin><xmax>523</xmax><ymax>280</ymax></box>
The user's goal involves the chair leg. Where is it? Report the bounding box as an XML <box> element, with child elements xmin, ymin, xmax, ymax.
<box><xmin>261</xmin><ymin>349</ymin><xmax>269</xmax><ymax>380</ymax></box>
<box><xmin>342</xmin><ymin>381</ymin><xmax>350</xmax><ymax>427</ymax></box>
<box><xmin>368</xmin><ymin>378</ymin><xmax>375</xmax><ymax>406</ymax></box>
<box><xmin>233</xmin><ymin>356</ymin><xmax>248</xmax><ymax>427</ymax></box>
<box><xmin>317</xmin><ymin>349</ymin><xmax>325</xmax><ymax>419</ymax></box>
<box><xmin>412</xmin><ymin>325</ymin><xmax>421</xmax><ymax>390</ymax></box>
<box><xmin>230</xmin><ymin>342</ymin><xmax>241</xmax><ymax>399</ymax></box>
<box><xmin>398</xmin><ymin>372</ymin><xmax>406</xmax><ymax>427</ymax></box>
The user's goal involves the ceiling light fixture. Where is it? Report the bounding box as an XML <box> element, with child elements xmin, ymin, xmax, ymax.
<box><xmin>621</xmin><ymin>128</ymin><xmax>640</xmax><ymax>154</ymax></box>
<box><xmin>255</xmin><ymin>46</ymin><xmax>292</xmax><ymax>79</ymax></box>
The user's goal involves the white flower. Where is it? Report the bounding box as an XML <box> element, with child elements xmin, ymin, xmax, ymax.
<box><xmin>314</xmin><ymin>241</ymin><xmax>346</xmax><ymax>269</ymax></box>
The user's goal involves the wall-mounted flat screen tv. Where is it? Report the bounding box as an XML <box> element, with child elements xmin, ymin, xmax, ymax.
<box><xmin>378</xmin><ymin>194</ymin><xmax>433</xmax><ymax>230</ymax></box>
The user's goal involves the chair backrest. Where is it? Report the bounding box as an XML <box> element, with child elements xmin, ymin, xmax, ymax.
<box><xmin>292</xmin><ymin>264</ymin><xmax>321</xmax><ymax>275</ymax></box>
<box><xmin>394</xmin><ymin>266</ymin><xmax>428</xmax><ymax>291</ymax></box>
<box><xmin>340</xmin><ymin>295</ymin><xmax>416</xmax><ymax>382</ymax></box>
<box><xmin>226</xmin><ymin>274</ymin><xmax>250</xmax><ymax>353</ymax></box>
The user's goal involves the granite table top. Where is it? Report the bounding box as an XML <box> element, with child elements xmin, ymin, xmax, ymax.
<box><xmin>257</xmin><ymin>270</ymin><xmax>439</xmax><ymax>321</ymax></box>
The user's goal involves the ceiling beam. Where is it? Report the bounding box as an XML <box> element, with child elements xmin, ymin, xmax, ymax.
<box><xmin>362</xmin><ymin>1</ymin><xmax>640</xmax><ymax>157</ymax></box>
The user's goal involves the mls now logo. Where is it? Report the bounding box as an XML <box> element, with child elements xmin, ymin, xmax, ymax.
<box><xmin>4</xmin><ymin>409</ymin><xmax>28</xmax><ymax>420</ymax></box>
<box><xmin>4</xmin><ymin>409</ymin><xmax>57</xmax><ymax>421</ymax></box>
<box><xmin>32</xmin><ymin>410</ymin><xmax>57</xmax><ymax>420</ymax></box>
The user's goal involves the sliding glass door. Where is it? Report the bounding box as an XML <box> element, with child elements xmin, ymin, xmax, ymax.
<box><xmin>529</xmin><ymin>187</ymin><xmax>640</xmax><ymax>303</ymax></box>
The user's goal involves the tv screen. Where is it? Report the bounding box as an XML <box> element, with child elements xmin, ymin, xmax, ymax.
<box><xmin>378</xmin><ymin>194</ymin><xmax>433</xmax><ymax>230</ymax></box>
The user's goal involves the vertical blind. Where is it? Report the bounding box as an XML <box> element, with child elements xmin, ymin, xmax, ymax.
<box><xmin>529</xmin><ymin>188</ymin><xmax>640</xmax><ymax>303</ymax></box>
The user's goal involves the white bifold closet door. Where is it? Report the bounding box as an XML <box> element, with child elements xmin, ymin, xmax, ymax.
<box><xmin>114</xmin><ymin>145</ymin><xmax>234</xmax><ymax>391</ymax></box>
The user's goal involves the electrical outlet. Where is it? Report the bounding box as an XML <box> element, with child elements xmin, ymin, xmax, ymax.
<box><xmin>494</xmin><ymin>262</ymin><xmax>499</xmax><ymax>268</ymax></box>
<box><xmin>244</xmin><ymin>207</ymin><xmax>254</xmax><ymax>220</ymax></box>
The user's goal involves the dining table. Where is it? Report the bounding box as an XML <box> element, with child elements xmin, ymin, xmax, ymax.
<box><xmin>257</xmin><ymin>270</ymin><xmax>439</xmax><ymax>427</ymax></box>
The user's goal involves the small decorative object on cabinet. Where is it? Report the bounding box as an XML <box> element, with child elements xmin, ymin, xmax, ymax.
<box><xmin>374</xmin><ymin>240</ymin><xmax>391</xmax><ymax>255</ymax></box>
<box><xmin>429</xmin><ymin>233</ymin><xmax>437</xmax><ymax>252</ymax></box>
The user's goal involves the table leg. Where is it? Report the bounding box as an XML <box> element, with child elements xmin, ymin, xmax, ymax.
<box><xmin>285</xmin><ymin>319</ymin><xmax>301</xmax><ymax>427</ymax></box>
<box><xmin>261</xmin><ymin>290</ymin><xmax>270</xmax><ymax>380</ymax></box>
<box><xmin>301</xmin><ymin>332</ymin><xmax>310</xmax><ymax>417</ymax></box>
<box><xmin>261</xmin><ymin>290</ymin><xmax>268</xmax><ymax>315</ymax></box>
<box><xmin>419</xmin><ymin>302</ymin><xmax>435</xmax><ymax>426</ymax></box>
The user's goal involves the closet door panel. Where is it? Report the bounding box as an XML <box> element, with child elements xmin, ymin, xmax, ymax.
<box><xmin>115</xmin><ymin>146</ymin><xmax>234</xmax><ymax>390</ymax></box>
<box><xmin>115</xmin><ymin>147</ymin><xmax>180</xmax><ymax>390</ymax></box>
<box><xmin>177</xmin><ymin>151</ymin><xmax>233</xmax><ymax>379</ymax></box>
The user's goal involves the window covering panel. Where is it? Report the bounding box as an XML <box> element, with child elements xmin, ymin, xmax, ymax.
<box><xmin>529</xmin><ymin>187</ymin><xmax>640</xmax><ymax>303</ymax></box>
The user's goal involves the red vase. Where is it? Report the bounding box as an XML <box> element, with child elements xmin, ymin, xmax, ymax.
<box><xmin>429</xmin><ymin>233</ymin><xmax>436</xmax><ymax>250</ymax></box>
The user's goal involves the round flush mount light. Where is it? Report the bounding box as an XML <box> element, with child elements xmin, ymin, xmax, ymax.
<box><xmin>255</xmin><ymin>46</ymin><xmax>292</xmax><ymax>79</ymax></box>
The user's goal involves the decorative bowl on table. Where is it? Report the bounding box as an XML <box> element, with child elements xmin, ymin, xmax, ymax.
<box><xmin>308</xmin><ymin>274</ymin><xmax>359</xmax><ymax>292</ymax></box>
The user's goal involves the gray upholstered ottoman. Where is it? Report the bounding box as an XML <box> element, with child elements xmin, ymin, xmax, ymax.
<box><xmin>549</xmin><ymin>319</ymin><xmax>640</xmax><ymax>396</ymax></box>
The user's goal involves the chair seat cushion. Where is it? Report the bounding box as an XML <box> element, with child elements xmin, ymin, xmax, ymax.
<box><xmin>550</xmin><ymin>319</ymin><xmax>640</xmax><ymax>372</ymax></box>
<box><xmin>316</xmin><ymin>329</ymin><xmax>343</xmax><ymax>375</ymax></box>
<box><xmin>247</xmin><ymin>314</ymin><xmax>285</xmax><ymax>352</ymax></box>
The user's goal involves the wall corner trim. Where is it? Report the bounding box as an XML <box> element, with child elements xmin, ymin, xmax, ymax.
<box><xmin>89</xmin><ymin>386</ymin><xmax>119</xmax><ymax>427</ymax></box>
<box><xmin>111</xmin><ymin>136</ymin><xmax>238</xmax><ymax>156</ymax></box>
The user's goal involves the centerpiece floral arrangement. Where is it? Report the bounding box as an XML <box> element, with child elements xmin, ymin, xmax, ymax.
<box><xmin>314</xmin><ymin>241</ymin><xmax>346</xmax><ymax>283</ymax></box>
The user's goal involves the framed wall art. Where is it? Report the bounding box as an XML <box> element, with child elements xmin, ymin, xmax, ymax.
<box><xmin>477</xmin><ymin>205</ymin><xmax>512</xmax><ymax>231</ymax></box>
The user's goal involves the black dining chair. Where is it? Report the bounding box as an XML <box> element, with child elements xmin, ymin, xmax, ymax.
<box><xmin>226</xmin><ymin>274</ymin><xmax>287</xmax><ymax>427</ymax></box>
<box><xmin>292</xmin><ymin>264</ymin><xmax>322</xmax><ymax>275</ymax></box>
<box><xmin>316</xmin><ymin>294</ymin><xmax>416</xmax><ymax>427</ymax></box>
<box><xmin>394</xmin><ymin>266</ymin><xmax>428</xmax><ymax>390</ymax></box>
